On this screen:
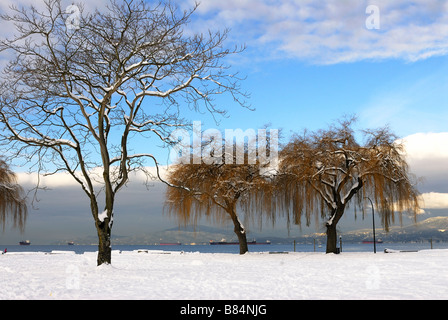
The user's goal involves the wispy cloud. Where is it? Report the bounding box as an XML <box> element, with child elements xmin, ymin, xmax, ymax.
<box><xmin>358</xmin><ymin>64</ymin><xmax>448</xmax><ymax>136</ymax></box>
<box><xmin>184</xmin><ymin>0</ymin><xmax>448</xmax><ymax>64</ymax></box>
<box><xmin>3</xmin><ymin>0</ymin><xmax>447</xmax><ymax>65</ymax></box>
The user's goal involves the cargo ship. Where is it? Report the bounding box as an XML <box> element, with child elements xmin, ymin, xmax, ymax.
<box><xmin>19</xmin><ymin>240</ymin><xmax>31</xmax><ymax>245</ymax></box>
<box><xmin>209</xmin><ymin>239</ymin><xmax>271</xmax><ymax>245</ymax></box>
<box><xmin>362</xmin><ymin>239</ymin><xmax>383</xmax><ymax>244</ymax></box>
<box><xmin>159</xmin><ymin>242</ymin><xmax>182</xmax><ymax>245</ymax></box>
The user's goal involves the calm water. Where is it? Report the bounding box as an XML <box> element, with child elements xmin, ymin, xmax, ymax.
<box><xmin>2</xmin><ymin>242</ymin><xmax>448</xmax><ymax>254</ymax></box>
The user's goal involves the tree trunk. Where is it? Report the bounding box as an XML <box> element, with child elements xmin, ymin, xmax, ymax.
<box><xmin>231</xmin><ymin>214</ymin><xmax>248</xmax><ymax>254</ymax></box>
<box><xmin>96</xmin><ymin>218</ymin><xmax>112</xmax><ymax>265</ymax></box>
<box><xmin>326</xmin><ymin>223</ymin><xmax>338</xmax><ymax>254</ymax></box>
<box><xmin>88</xmin><ymin>197</ymin><xmax>113</xmax><ymax>266</ymax></box>
<box><xmin>96</xmin><ymin>199</ymin><xmax>114</xmax><ymax>265</ymax></box>
<box><xmin>325</xmin><ymin>205</ymin><xmax>345</xmax><ymax>254</ymax></box>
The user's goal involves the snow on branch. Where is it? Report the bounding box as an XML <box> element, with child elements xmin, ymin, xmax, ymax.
<box><xmin>274</xmin><ymin>117</ymin><xmax>420</xmax><ymax>234</ymax></box>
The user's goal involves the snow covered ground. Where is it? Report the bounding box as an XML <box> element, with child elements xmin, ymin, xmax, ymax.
<box><xmin>1</xmin><ymin>249</ymin><xmax>448</xmax><ymax>300</ymax></box>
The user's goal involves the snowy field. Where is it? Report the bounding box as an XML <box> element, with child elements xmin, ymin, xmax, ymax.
<box><xmin>1</xmin><ymin>249</ymin><xmax>448</xmax><ymax>300</ymax></box>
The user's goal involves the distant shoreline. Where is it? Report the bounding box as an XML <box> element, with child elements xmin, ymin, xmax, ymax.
<box><xmin>2</xmin><ymin>241</ymin><xmax>447</xmax><ymax>255</ymax></box>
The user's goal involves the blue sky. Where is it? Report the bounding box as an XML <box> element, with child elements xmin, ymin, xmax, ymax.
<box><xmin>183</xmin><ymin>0</ymin><xmax>448</xmax><ymax>140</ymax></box>
<box><xmin>1</xmin><ymin>0</ymin><xmax>448</xmax><ymax>244</ymax></box>
<box><xmin>211</xmin><ymin>56</ymin><xmax>448</xmax><ymax>138</ymax></box>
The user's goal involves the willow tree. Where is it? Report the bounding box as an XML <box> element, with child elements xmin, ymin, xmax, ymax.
<box><xmin>277</xmin><ymin>119</ymin><xmax>420</xmax><ymax>253</ymax></box>
<box><xmin>0</xmin><ymin>0</ymin><xmax>247</xmax><ymax>265</ymax></box>
<box><xmin>0</xmin><ymin>159</ymin><xmax>27</xmax><ymax>232</ymax></box>
<box><xmin>165</xmin><ymin>137</ymin><xmax>276</xmax><ymax>254</ymax></box>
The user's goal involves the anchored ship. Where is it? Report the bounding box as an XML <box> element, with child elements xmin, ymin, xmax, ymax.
<box><xmin>362</xmin><ymin>239</ymin><xmax>383</xmax><ymax>244</ymax></box>
<box><xmin>209</xmin><ymin>239</ymin><xmax>271</xmax><ymax>245</ymax></box>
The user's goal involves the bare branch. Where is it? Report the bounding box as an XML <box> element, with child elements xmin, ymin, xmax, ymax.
<box><xmin>0</xmin><ymin>0</ymin><xmax>248</xmax><ymax>264</ymax></box>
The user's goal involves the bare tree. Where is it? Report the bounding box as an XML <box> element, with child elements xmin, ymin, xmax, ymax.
<box><xmin>276</xmin><ymin>118</ymin><xmax>420</xmax><ymax>253</ymax></box>
<box><xmin>0</xmin><ymin>158</ymin><xmax>27</xmax><ymax>232</ymax></box>
<box><xmin>0</xmin><ymin>0</ymin><xmax>247</xmax><ymax>265</ymax></box>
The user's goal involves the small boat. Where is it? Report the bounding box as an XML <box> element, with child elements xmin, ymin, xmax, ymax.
<box><xmin>67</xmin><ymin>241</ymin><xmax>75</xmax><ymax>245</ymax></box>
<box><xmin>19</xmin><ymin>240</ymin><xmax>31</xmax><ymax>245</ymax></box>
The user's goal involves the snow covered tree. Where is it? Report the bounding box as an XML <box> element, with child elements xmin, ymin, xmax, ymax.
<box><xmin>0</xmin><ymin>158</ymin><xmax>27</xmax><ymax>232</ymax></box>
<box><xmin>165</xmin><ymin>139</ymin><xmax>276</xmax><ymax>254</ymax></box>
<box><xmin>276</xmin><ymin>118</ymin><xmax>420</xmax><ymax>253</ymax></box>
<box><xmin>0</xmin><ymin>0</ymin><xmax>247</xmax><ymax>265</ymax></box>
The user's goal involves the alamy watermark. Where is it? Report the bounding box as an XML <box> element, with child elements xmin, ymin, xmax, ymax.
<box><xmin>365</xmin><ymin>265</ymin><xmax>381</xmax><ymax>290</ymax></box>
<box><xmin>66</xmin><ymin>265</ymin><xmax>80</xmax><ymax>290</ymax></box>
<box><xmin>65</xmin><ymin>4</ymin><xmax>81</xmax><ymax>30</ymax></box>
<box><xmin>169</xmin><ymin>121</ymin><xmax>279</xmax><ymax>171</ymax></box>
<box><xmin>365</xmin><ymin>5</ymin><xmax>380</xmax><ymax>30</ymax></box>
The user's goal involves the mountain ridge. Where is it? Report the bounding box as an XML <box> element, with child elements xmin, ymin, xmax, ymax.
<box><xmin>59</xmin><ymin>216</ymin><xmax>448</xmax><ymax>245</ymax></box>
<box><xmin>336</xmin><ymin>216</ymin><xmax>448</xmax><ymax>243</ymax></box>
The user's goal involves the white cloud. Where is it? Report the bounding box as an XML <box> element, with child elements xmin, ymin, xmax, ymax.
<box><xmin>400</xmin><ymin>132</ymin><xmax>448</xmax><ymax>199</ymax></box>
<box><xmin>14</xmin><ymin>132</ymin><xmax>448</xmax><ymax>211</ymax></box>
<box><xmin>16</xmin><ymin>166</ymin><xmax>170</xmax><ymax>189</ymax></box>
<box><xmin>420</xmin><ymin>192</ymin><xmax>448</xmax><ymax>210</ymax></box>
<box><xmin>4</xmin><ymin>0</ymin><xmax>448</xmax><ymax>65</ymax></box>
<box><xmin>389</xmin><ymin>132</ymin><xmax>448</xmax><ymax>211</ymax></box>
<box><xmin>185</xmin><ymin>0</ymin><xmax>448</xmax><ymax>64</ymax></box>
<box><xmin>17</xmin><ymin>171</ymin><xmax>80</xmax><ymax>188</ymax></box>
<box><xmin>401</xmin><ymin>132</ymin><xmax>448</xmax><ymax>161</ymax></box>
